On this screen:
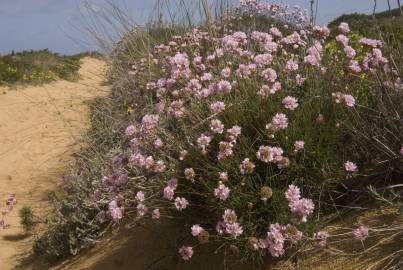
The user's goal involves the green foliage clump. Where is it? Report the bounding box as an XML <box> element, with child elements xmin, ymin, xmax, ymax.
<box><xmin>0</xmin><ymin>49</ymin><xmax>101</xmax><ymax>86</ymax></box>
<box><xmin>19</xmin><ymin>206</ymin><xmax>35</xmax><ymax>233</ymax></box>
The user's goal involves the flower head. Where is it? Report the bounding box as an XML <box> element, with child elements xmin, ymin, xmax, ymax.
<box><xmin>174</xmin><ymin>197</ymin><xmax>189</xmax><ymax>210</ymax></box>
<box><xmin>178</xmin><ymin>246</ymin><xmax>194</xmax><ymax>260</ymax></box>
<box><xmin>191</xmin><ymin>224</ymin><xmax>204</xmax><ymax>236</ymax></box>
<box><xmin>353</xmin><ymin>225</ymin><xmax>369</xmax><ymax>241</ymax></box>
<box><xmin>345</xmin><ymin>161</ymin><xmax>358</xmax><ymax>172</ymax></box>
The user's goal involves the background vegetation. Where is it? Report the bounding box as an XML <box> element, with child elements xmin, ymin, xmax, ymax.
<box><xmin>0</xmin><ymin>49</ymin><xmax>102</xmax><ymax>86</ymax></box>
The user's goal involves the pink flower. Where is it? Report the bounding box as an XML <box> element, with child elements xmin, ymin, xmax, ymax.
<box><xmin>218</xmin><ymin>141</ymin><xmax>234</xmax><ymax>160</ymax></box>
<box><xmin>184</xmin><ymin>168</ymin><xmax>196</xmax><ymax>181</ymax></box>
<box><xmin>191</xmin><ymin>224</ymin><xmax>204</xmax><ymax>236</ymax></box>
<box><xmin>125</xmin><ymin>125</ymin><xmax>136</xmax><ymax>136</ymax></box>
<box><xmin>210</xmin><ymin>101</ymin><xmax>226</xmax><ymax>113</ymax></box>
<box><xmin>153</xmin><ymin>160</ymin><xmax>166</xmax><ymax>173</ymax></box>
<box><xmin>201</xmin><ymin>72</ymin><xmax>213</xmax><ymax>81</ymax></box>
<box><xmin>146</xmin><ymin>81</ymin><xmax>156</xmax><ymax>90</ymax></box>
<box><xmin>98</xmin><ymin>211</ymin><xmax>106</xmax><ymax>224</ymax></box>
<box><xmin>221</xmin><ymin>67</ymin><xmax>231</xmax><ymax>78</ymax></box>
<box><xmin>168</xmin><ymin>178</ymin><xmax>178</xmax><ymax>189</ymax></box>
<box><xmin>296</xmin><ymin>74</ymin><xmax>306</xmax><ymax>86</ymax></box>
<box><xmin>345</xmin><ymin>161</ymin><xmax>358</xmax><ymax>172</ymax></box>
<box><xmin>266</xmin><ymin>223</ymin><xmax>285</xmax><ymax>257</ymax></box>
<box><xmin>163</xmin><ymin>186</ymin><xmax>175</xmax><ymax>200</ymax></box>
<box><xmin>179</xmin><ymin>150</ymin><xmax>188</xmax><ymax>161</ymax></box>
<box><xmin>285</xmin><ymin>184</ymin><xmax>301</xmax><ymax>202</ymax></box>
<box><xmin>338</xmin><ymin>22</ymin><xmax>350</xmax><ymax>34</ymax></box>
<box><xmin>270</xmin><ymin>27</ymin><xmax>283</xmax><ymax>38</ymax></box>
<box><xmin>145</xmin><ymin>156</ymin><xmax>155</xmax><ymax>169</ymax></box>
<box><xmin>282</xmin><ymin>96</ymin><xmax>299</xmax><ymax>110</ymax></box>
<box><xmin>187</xmin><ymin>79</ymin><xmax>202</xmax><ymax>92</ymax></box>
<box><xmin>400</xmin><ymin>146</ymin><xmax>403</xmax><ymax>156</ymax></box>
<box><xmin>261</xmin><ymin>68</ymin><xmax>277</xmax><ymax>82</ymax></box>
<box><xmin>285</xmin><ymin>60</ymin><xmax>298</xmax><ymax>71</ymax></box>
<box><xmin>129</xmin><ymin>153</ymin><xmax>146</xmax><ymax>167</ymax></box>
<box><xmin>258</xmin><ymin>82</ymin><xmax>281</xmax><ymax>96</ymax></box>
<box><xmin>239</xmin><ymin>158</ymin><xmax>255</xmax><ymax>174</ymax></box>
<box><xmin>353</xmin><ymin>225</ymin><xmax>369</xmax><ymax>241</ymax></box>
<box><xmin>168</xmin><ymin>100</ymin><xmax>186</xmax><ymax>118</ymax></box>
<box><xmin>360</xmin><ymin>37</ymin><xmax>382</xmax><ymax>48</ymax></box>
<box><xmin>141</xmin><ymin>114</ymin><xmax>159</xmax><ymax>132</ymax></box>
<box><xmin>216</xmin><ymin>80</ymin><xmax>232</xmax><ymax>93</ymax></box>
<box><xmin>266</xmin><ymin>113</ymin><xmax>288</xmax><ymax>135</ymax></box>
<box><xmin>108</xmin><ymin>200</ymin><xmax>123</xmax><ymax>221</ymax></box>
<box><xmin>219</xmin><ymin>172</ymin><xmax>228</xmax><ymax>182</ymax></box>
<box><xmin>226</xmin><ymin>125</ymin><xmax>242</xmax><ymax>142</ymax></box>
<box><xmin>225</xmin><ymin>222</ymin><xmax>243</xmax><ymax>238</ymax></box>
<box><xmin>210</xmin><ymin>119</ymin><xmax>224</xmax><ymax>134</ymax></box>
<box><xmin>285</xmin><ymin>185</ymin><xmax>314</xmax><ymax>224</ymax></box>
<box><xmin>254</xmin><ymin>53</ymin><xmax>273</xmax><ymax>66</ymax></box>
<box><xmin>174</xmin><ymin>197</ymin><xmax>189</xmax><ymax>210</ymax></box>
<box><xmin>152</xmin><ymin>209</ymin><xmax>160</xmax><ymax>219</ymax></box>
<box><xmin>135</xmin><ymin>191</ymin><xmax>145</xmax><ymax>202</ymax></box>
<box><xmin>343</xmin><ymin>94</ymin><xmax>356</xmax><ymax>107</ymax></box>
<box><xmin>344</xmin><ymin>46</ymin><xmax>356</xmax><ymax>58</ymax></box>
<box><xmin>336</xmin><ymin>34</ymin><xmax>349</xmax><ymax>46</ymax></box>
<box><xmin>271</xmin><ymin>113</ymin><xmax>288</xmax><ymax>129</ymax></box>
<box><xmin>197</xmin><ymin>134</ymin><xmax>212</xmax><ymax>153</ymax></box>
<box><xmin>214</xmin><ymin>183</ymin><xmax>230</xmax><ymax>201</ymax></box>
<box><xmin>294</xmin><ymin>141</ymin><xmax>305</xmax><ymax>151</ymax></box>
<box><xmin>169</xmin><ymin>52</ymin><xmax>191</xmax><ymax>79</ymax></box>
<box><xmin>314</xmin><ymin>231</ymin><xmax>329</xmax><ymax>247</ymax></box>
<box><xmin>223</xmin><ymin>209</ymin><xmax>237</xmax><ymax>224</ymax></box>
<box><xmin>178</xmin><ymin>246</ymin><xmax>194</xmax><ymax>261</ymax></box>
<box><xmin>256</xmin><ymin>145</ymin><xmax>284</xmax><ymax>163</ymax></box>
<box><xmin>349</xmin><ymin>60</ymin><xmax>362</xmax><ymax>73</ymax></box>
<box><xmin>236</xmin><ymin>64</ymin><xmax>256</xmax><ymax>78</ymax></box>
<box><xmin>137</xmin><ymin>203</ymin><xmax>148</xmax><ymax>217</ymax></box>
<box><xmin>304</xmin><ymin>41</ymin><xmax>322</xmax><ymax>66</ymax></box>
<box><xmin>153</xmin><ymin>138</ymin><xmax>164</xmax><ymax>149</ymax></box>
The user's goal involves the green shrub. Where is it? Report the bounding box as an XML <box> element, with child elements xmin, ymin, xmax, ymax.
<box><xmin>19</xmin><ymin>206</ymin><xmax>35</xmax><ymax>233</ymax></box>
<box><xmin>0</xmin><ymin>49</ymin><xmax>100</xmax><ymax>86</ymax></box>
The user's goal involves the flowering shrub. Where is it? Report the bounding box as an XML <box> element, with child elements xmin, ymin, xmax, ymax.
<box><xmin>85</xmin><ymin>0</ymin><xmax>402</xmax><ymax>263</ymax></box>
<box><xmin>33</xmin><ymin>0</ymin><xmax>402</xmax><ymax>265</ymax></box>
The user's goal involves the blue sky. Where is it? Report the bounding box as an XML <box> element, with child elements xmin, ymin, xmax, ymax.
<box><xmin>0</xmin><ymin>0</ymin><xmax>397</xmax><ymax>55</ymax></box>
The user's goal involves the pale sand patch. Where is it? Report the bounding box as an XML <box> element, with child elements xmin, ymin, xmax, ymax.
<box><xmin>0</xmin><ymin>57</ymin><xmax>109</xmax><ymax>270</ymax></box>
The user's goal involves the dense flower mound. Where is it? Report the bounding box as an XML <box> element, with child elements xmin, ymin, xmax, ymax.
<box><xmin>33</xmin><ymin>0</ymin><xmax>402</xmax><ymax>264</ymax></box>
<box><xmin>87</xmin><ymin>0</ymin><xmax>403</xmax><ymax>262</ymax></box>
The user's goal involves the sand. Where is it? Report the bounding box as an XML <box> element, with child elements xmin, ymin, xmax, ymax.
<box><xmin>0</xmin><ymin>57</ymin><xmax>109</xmax><ymax>270</ymax></box>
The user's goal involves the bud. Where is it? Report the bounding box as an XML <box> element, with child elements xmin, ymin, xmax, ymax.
<box><xmin>229</xmin><ymin>244</ymin><xmax>240</xmax><ymax>255</ymax></box>
<box><xmin>316</xmin><ymin>114</ymin><xmax>325</xmax><ymax>124</ymax></box>
<box><xmin>197</xmin><ymin>230</ymin><xmax>210</xmax><ymax>244</ymax></box>
<box><xmin>248</xmin><ymin>237</ymin><xmax>259</xmax><ymax>250</ymax></box>
<box><xmin>277</xmin><ymin>157</ymin><xmax>291</xmax><ymax>169</ymax></box>
<box><xmin>260</xmin><ymin>186</ymin><xmax>273</xmax><ymax>202</ymax></box>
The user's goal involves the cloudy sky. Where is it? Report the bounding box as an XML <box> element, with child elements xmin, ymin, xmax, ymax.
<box><xmin>0</xmin><ymin>0</ymin><xmax>397</xmax><ymax>55</ymax></box>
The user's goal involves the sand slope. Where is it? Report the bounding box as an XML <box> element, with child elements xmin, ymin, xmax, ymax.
<box><xmin>0</xmin><ymin>57</ymin><xmax>109</xmax><ymax>270</ymax></box>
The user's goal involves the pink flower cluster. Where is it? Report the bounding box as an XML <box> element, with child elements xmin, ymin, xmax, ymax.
<box><xmin>216</xmin><ymin>209</ymin><xmax>244</xmax><ymax>238</ymax></box>
<box><xmin>285</xmin><ymin>185</ymin><xmax>315</xmax><ymax>224</ymax></box>
<box><xmin>108</xmin><ymin>199</ymin><xmax>123</xmax><ymax>221</ymax></box>
<box><xmin>0</xmin><ymin>194</ymin><xmax>17</xmax><ymax>230</ymax></box>
<box><xmin>332</xmin><ymin>92</ymin><xmax>356</xmax><ymax>107</ymax></box>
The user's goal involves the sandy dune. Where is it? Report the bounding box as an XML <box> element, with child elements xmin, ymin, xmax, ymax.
<box><xmin>0</xmin><ymin>57</ymin><xmax>109</xmax><ymax>270</ymax></box>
